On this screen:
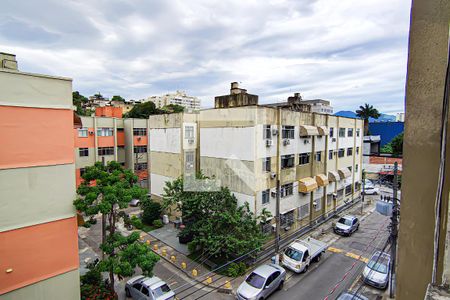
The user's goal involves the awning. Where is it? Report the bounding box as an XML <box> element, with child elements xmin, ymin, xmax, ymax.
<box><xmin>328</xmin><ymin>171</ymin><xmax>340</xmax><ymax>182</ymax></box>
<box><xmin>299</xmin><ymin>177</ymin><xmax>318</xmax><ymax>193</ymax></box>
<box><xmin>315</xmin><ymin>174</ymin><xmax>329</xmax><ymax>186</ymax></box>
<box><xmin>280</xmin><ymin>208</ymin><xmax>296</xmax><ymax>215</ymax></box>
<box><xmin>299</xmin><ymin>125</ymin><xmax>319</xmax><ymax>137</ymax></box>
<box><xmin>338</xmin><ymin>168</ymin><xmax>352</xmax><ymax>179</ymax></box>
<box><xmin>317</xmin><ymin>126</ymin><xmax>329</xmax><ymax>136</ymax></box>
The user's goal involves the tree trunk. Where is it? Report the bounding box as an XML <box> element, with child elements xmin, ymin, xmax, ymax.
<box><xmin>108</xmin><ymin>210</ymin><xmax>116</xmax><ymax>296</ymax></box>
<box><xmin>364</xmin><ymin>120</ymin><xmax>369</xmax><ymax>135</ymax></box>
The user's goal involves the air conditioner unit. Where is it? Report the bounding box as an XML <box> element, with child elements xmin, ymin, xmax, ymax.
<box><xmin>283</xmin><ymin>139</ymin><xmax>290</xmax><ymax>146</ymax></box>
<box><xmin>271</xmin><ymin>191</ymin><xmax>277</xmax><ymax>198</ymax></box>
<box><xmin>313</xmin><ymin>201</ymin><xmax>318</xmax><ymax>208</ymax></box>
<box><xmin>188</xmin><ymin>139</ymin><xmax>194</xmax><ymax>144</ymax></box>
<box><xmin>304</xmin><ymin>139</ymin><xmax>310</xmax><ymax>144</ymax></box>
<box><xmin>270</xmin><ymin>172</ymin><xmax>276</xmax><ymax>179</ymax></box>
<box><xmin>89</xmin><ymin>131</ymin><xmax>94</xmax><ymax>135</ymax></box>
<box><xmin>272</xmin><ymin>128</ymin><xmax>279</xmax><ymax>136</ymax></box>
<box><xmin>266</xmin><ymin>139</ymin><xmax>273</xmax><ymax>147</ymax></box>
<box><xmin>332</xmin><ymin>138</ymin><xmax>337</xmax><ymax>142</ymax></box>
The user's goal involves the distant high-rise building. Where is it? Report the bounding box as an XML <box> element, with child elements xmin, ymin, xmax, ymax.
<box><xmin>146</xmin><ymin>90</ymin><xmax>201</xmax><ymax>110</ymax></box>
<box><xmin>396</xmin><ymin>112</ymin><xmax>405</xmax><ymax>122</ymax></box>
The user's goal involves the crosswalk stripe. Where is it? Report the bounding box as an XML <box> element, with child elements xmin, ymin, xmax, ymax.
<box><xmin>328</xmin><ymin>247</ymin><xmax>369</xmax><ymax>263</ymax></box>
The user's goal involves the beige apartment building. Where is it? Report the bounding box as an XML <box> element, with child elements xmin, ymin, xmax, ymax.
<box><xmin>150</xmin><ymin>83</ymin><xmax>363</xmax><ymax>232</ymax></box>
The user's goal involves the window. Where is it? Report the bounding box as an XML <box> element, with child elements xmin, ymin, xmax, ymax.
<box><xmin>345</xmin><ymin>185</ymin><xmax>352</xmax><ymax>196</ymax></box>
<box><xmin>299</xmin><ymin>153</ymin><xmax>311</xmax><ymax>165</ymax></box>
<box><xmin>281</xmin><ymin>155</ymin><xmax>294</xmax><ymax>169</ymax></box>
<box><xmin>356</xmin><ymin>129</ymin><xmax>361</xmax><ymax>137</ymax></box>
<box><xmin>281</xmin><ymin>183</ymin><xmax>294</xmax><ymax>197</ymax></box>
<box><xmin>263</xmin><ymin>157</ymin><xmax>271</xmax><ymax>172</ymax></box>
<box><xmin>314</xmin><ymin>199</ymin><xmax>322</xmax><ymax>211</ymax></box>
<box><xmin>134</xmin><ymin>162</ymin><xmax>148</xmax><ymax>171</ymax></box>
<box><xmin>356</xmin><ymin>147</ymin><xmax>360</xmax><ymax>155</ymax></box>
<box><xmin>263</xmin><ymin>125</ymin><xmax>271</xmax><ymax>139</ymax></box>
<box><xmin>97</xmin><ymin>127</ymin><xmax>113</xmax><ymax>136</ymax></box>
<box><xmin>141</xmin><ymin>286</ymin><xmax>149</xmax><ymax>297</ymax></box>
<box><xmin>98</xmin><ymin>147</ymin><xmax>114</xmax><ymax>155</ymax></box>
<box><xmin>355</xmin><ymin>182</ymin><xmax>361</xmax><ymax>191</ymax></box>
<box><xmin>339</xmin><ymin>128</ymin><xmax>346</xmax><ymax>137</ymax></box>
<box><xmin>78</xmin><ymin>128</ymin><xmax>88</xmax><ymax>137</ymax></box>
<box><xmin>282</xmin><ymin>126</ymin><xmax>295</xmax><ymax>139</ymax></box>
<box><xmin>186</xmin><ymin>151</ymin><xmax>195</xmax><ymax>163</ymax></box>
<box><xmin>134</xmin><ymin>146</ymin><xmax>147</xmax><ymax>153</ymax></box>
<box><xmin>185</xmin><ymin>126</ymin><xmax>194</xmax><ymax>139</ymax></box>
<box><xmin>348</xmin><ymin>166</ymin><xmax>352</xmax><ymax>172</ymax></box>
<box><xmin>280</xmin><ymin>210</ymin><xmax>294</xmax><ymax>227</ymax></box>
<box><xmin>337</xmin><ymin>188</ymin><xmax>344</xmax><ymax>199</ymax></box>
<box><xmin>262</xmin><ymin>190</ymin><xmax>270</xmax><ymax>205</ymax></box>
<box><xmin>315</xmin><ymin>151</ymin><xmax>322</xmax><ymax>162</ymax></box>
<box><xmin>79</xmin><ymin>148</ymin><xmax>89</xmax><ymax>157</ymax></box>
<box><xmin>117</xmin><ymin>128</ymin><xmax>124</xmax><ymax>132</ymax></box>
<box><xmin>299</xmin><ymin>204</ymin><xmax>310</xmax><ymax>219</ymax></box>
<box><xmin>133</xmin><ymin>128</ymin><xmax>147</xmax><ymax>136</ymax></box>
<box><xmin>348</xmin><ymin>128</ymin><xmax>354</xmax><ymax>137</ymax></box>
<box><xmin>133</xmin><ymin>283</ymin><xmax>142</xmax><ymax>291</ymax></box>
<box><xmin>329</xmin><ymin>150</ymin><xmax>333</xmax><ymax>160</ymax></box>
<box><xmin>355</xmin><ymin>164</ymin><xmax>359</xmax><ymax>172</ymax></box>
<box><xmin>80</xmin><ymin>168</ymin><xmax>86</xmax><ymax>177</ymax></box>
<box><xmin>347</xmin><ymin>147</ymin><xmax>353</xmax><ymax>156</ymax></box>
<box><xmin>338</xmin><ymin>148</ymin><xmax>345</xmax><ymax>158</ymax></box>
<box><xmin>326</xmin><ymin>194</ymin><xmax>333</xmax><ymax>206</ymax></box>
<box><xmin>329</xmin><ymin>127</ymin><xmax>334</xmax><ymax>137</ymax></box>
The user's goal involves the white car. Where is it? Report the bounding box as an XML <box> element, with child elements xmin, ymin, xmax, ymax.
<box><xmin>363</xmin><ymin>185</ymin><xmax>379</xmax><ymax>195</ymax></box>
<box><xmin>125</xmin><ymin>275</ymin><xmax>175</xmax><ymax>300</ymax></box>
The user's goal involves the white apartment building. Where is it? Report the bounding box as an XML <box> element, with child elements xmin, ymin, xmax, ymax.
<box><xmin>301</xmin><ymin>99</ymin><xmax>334</xmax><ymax>115</ymax></box>
<box><xmin>149</xmin><ymin>84</ymin><xmax>363</xmax><ymax>232</ymax></box>
<box><xmin>146</xmin><ymin>90</ymin><xmax>201</xmax><ymax>111</ymax></box>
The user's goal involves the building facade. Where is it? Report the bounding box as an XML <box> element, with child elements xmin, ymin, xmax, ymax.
<box><xmin>0</xmin><ymin>53</ymin><xmax>80</xmax><ymax>299</ymax></box>
<box><xmin>146</xmin><ymin>90</ymin><xmax>201</xmax><ymax>111</ymax></box>
<box><xmin>149</xmin><ymin>85</ymin><xmax>363</xmax><ymax>232</ymax></box>
<box><xmin>301</xmin><ymin>99</ymin><xmax>334</xmax><ymax>115</ymax></box>
<box><xmin>74</xmin><ymin>113</ymin><xmax>150</xmax><ymax>188</ymax></box>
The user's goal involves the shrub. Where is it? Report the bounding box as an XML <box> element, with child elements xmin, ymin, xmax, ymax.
<box><xmin>141</xmin><ymin>198</ymin><xmax>162</xmax><ymax>225</ymax></box>
<box><xmin>225</xmin><ymin>262</ymin><xmax>247</xmax><ymax>277</ymax></box>
<box><xmin>131</xmin><ymin>216</ymin><xmax>143</xmax><ymax>230</ymax></box>
<box><xmin>153</xmin><ymin>219</ymin><xmax>163</xmax><ymax>228</ymax></box>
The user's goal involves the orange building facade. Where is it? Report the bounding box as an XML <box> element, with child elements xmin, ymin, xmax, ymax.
<box><xmin>0</xmin><ymin>53</ymin><xmax>80</xmax><ymax>299</ymax></box>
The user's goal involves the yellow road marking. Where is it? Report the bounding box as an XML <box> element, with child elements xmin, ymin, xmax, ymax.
<box><xmin>328</xmin><ymin>247</ymin><xmax>369</xmax><ymax>263</ymax></box>
<box><xmin>328</xmin><ymin>247</ymin><xmax>344</xmax><ymax>253</ymax></box>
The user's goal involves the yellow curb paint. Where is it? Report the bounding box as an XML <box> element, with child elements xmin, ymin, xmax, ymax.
<box><xmin>153</xmin><ymin>244</ymin><xmax>158</xmax><ymax>251</ymax></box>
<box><xmin>224</xmin><ymin>281</ymin><xmax>231</xmax><ymax>289</ymax></box>
<box><xmin>146</xmin><ymin>240</ymin><xmax>150</xmax><ymax>245</ymax></box>
<box><xmin>327</xmin><ymin>247</ymin><xmax>344</xmax><ymax>253</ymax></box>
<box><xmin>205</xmin><ymin>277</ymin><xmax>212</xmax><ymax>284</ymax></box>
<box><xmin>192</xmin><ymin>269</ymin><xmax>198</xmax><ymax>277</ymax></box>
<box><xmin>360</xmin><ymin>257</ymin><xmax>369</xmax><ymax>263</ymax></box>
<box><xmin>181</xmin><ymin>262</ymin><xmax>187</xmax><ymax>269</ymax></box>
<box><xmin>162</xmin><ymin>249</ymin><xmax>167</xmax><ymax>256</ymax></box>
<box><xmin>171</xmin><ymin>255</ymin><xmax>176</xmax><ymax>262</ymax></box>
<box><xmin>345</xmin><ymin>252</ymin><xmax>361</xmax><ymax>260</ymax></box>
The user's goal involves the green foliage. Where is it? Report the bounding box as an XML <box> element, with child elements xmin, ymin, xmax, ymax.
<box><xmin>153</xmin><ymin>219</ymin><xmax>163</xmax><ymax>228</ymax></box>
<box><xmin>356</xmin><ymin>103</ymin><xmax>381</xmax><ymax>135</ymax></box>
<box><xmin>111</xmin><ymin>95</ymin><xmax>125</xmax><ymax>102</ymax></box>
<box><xmin>80</xmin><ymin>261</ymin><xmax>114</xmax><ymax>300</ymax></box>
<box><xmin>141</xmin><ymin>198</ymin><xmax>162</xmax><ymax>225</ymax></box>
<box><xmin>380</xmin><ymin>133</ymin><xmax>403</xmax><ymax>156</ymax></box>
<box><xmin>131</xmin><ymin>215</ymin><xmax>143</xmax><ymax>229</ymax></box>
<box><xmin>381</xmin><ymin>143</ymin><xmax>393</xmax><ymax>154</ymax></box>
<box><xmin>160</xmin><ymin>104</ymin><xmax>185</xmax><ymax>113</ymax></box>
<box><xmin>224</xmin><ymin>262</ymin><xmax>247</xmax><ymax>277</ymax></box>
<box><xmin>162</xmin><ymin>175</ymin><xmax>266</xmax><ymax>259</ymax></box>
<box><xmin>73</xmin><ymin>91</ymin><xmax>89</xmax><ymax>116</ymax></box>
<box><xmin>125</xmin><ymin>101</ymin><xmax>158</xmax><ymax>118</ymax></box>
<box><xmin>74</xmin><ymin>161</ymin><xmax>158</xmax><ymax>294</ymax></box>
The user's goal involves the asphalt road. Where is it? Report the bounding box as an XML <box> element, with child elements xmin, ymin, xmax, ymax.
<box><xmin>270</xmin><ymin>209</ymin><xmax>390</xmax><ymax>300</ymax></box>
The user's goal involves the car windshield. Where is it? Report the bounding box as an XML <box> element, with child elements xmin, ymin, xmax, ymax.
<box><xmin>152</xmin><ymin>284</ymin><xmax>171</xmax><ymax>298</ymax></box>
<box><xmin>284</xmin><ymin>247</ymin><xmax>303</xmax><ymax>261</ymax></box>
<box><xmin>338</xmin><ymin>218</ymin><xmax>352</xmax><ymax>226</ymax></box>
<box><xmin>338</xmin><ymin>293</ymin><xmax>365</xmax><ymax>300</ymax></box>
<box><xmin>245</xmin><ymin>272</ymin><xmax>265</xmax><ymax>289</ymax></box>
<box><xmin>367</xmin><ymin>257</ymin><xmax>389</xmax><ymax>274</ymax></box>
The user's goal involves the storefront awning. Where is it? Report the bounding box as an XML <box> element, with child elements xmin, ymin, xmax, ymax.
<box><xmin>328</xmin><ymin>170</ymin><xmax>340</xmax><ymax>182</ymax></box>
<box><xmin>315</xmin><ymin>174</ymin><xmax>329</xmax><ymax>186</ymax></box>
<box><xmin>317</xmin><ymin>126</ymin><xmax>329</xmax><ymax>136</ymax></box>
<box><xmin>299</xmin><ymin>177</ymin><xmax>318</xmax><ymax>193</ymax></box>
<box><xmin>338</xmin><ymin>168</ymin><xmax>352</xmax><ymax>179</ymax></box>
<box><xmin>299</xmin><ymin>125</ymin><xmax>319</xmax><ymax>137</ymax></box>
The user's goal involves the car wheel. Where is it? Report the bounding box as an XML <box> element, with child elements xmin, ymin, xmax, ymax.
<box><xmin>303</xmin><ymin>264</ymin><xmax>309</xmax><ymax>273</ymax></box>
<box><xmin>278</xmin><ymin>280</ymin><xmax>284</xmax><ymax>290</ymax></box>
<box><xmin>314</xmin><ymin>253</ymin><xmax>322</xmax><ymax>262</ymax></box>
<box><xmin>125</xmin><ymin>287</ymin><xmax>131</xmax><ymax>298</ymax></box>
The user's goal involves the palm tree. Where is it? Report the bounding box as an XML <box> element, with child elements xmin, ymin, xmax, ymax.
<box><xmin>356</xmin><ymin>103</ymin><xmax>381</xmax><ymax>135</ymax></box>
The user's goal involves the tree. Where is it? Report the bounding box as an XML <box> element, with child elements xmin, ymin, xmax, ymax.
<box><xmin>73</xmin><ymin>91</ymin><xmax>89</xmax><ymax>116</ymax></box>
<box><xmin>74</xmin><ymin>161</ymin><xmax>159</xmax><ymax>295</ymax></box>
<box><xmin>382</xmin><ymin>133</ymin><xmax>403</xmax><ymax>156</ymax></box>
<box><xmin>356</xmin><ymin>103</ymin><xmax>381</xmax><ymax>135</ymax></box>
<box><xmin>111</xmin><ymin>95</ymin><xmax>125</xmax><ymax>102</ymax></box>
<box><xmin>141</xmin><ymin>198</ymin><xmax>162</xmax><ymax>225</ymax></box>
<box><xmin>162</xmin><ymin>175</ymin><xmax>268</xmax><ymax>259</ymax></box>
<box><xmin>161</xmin><ymin>104</ymin><xmax>185</xmax><ymax>113</ymax></box>
<box><xmin>125</xmin><ymin>101</ymin><xmax>159</xmax><ymax>118</ymax></box>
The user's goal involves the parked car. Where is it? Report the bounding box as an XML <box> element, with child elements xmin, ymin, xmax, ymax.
<box><xmin>334</xmin><ymin>215</ymin><xmax>359</xmax><ymax>236</ymax></box>
<box><xmin>336</xmin><ymin>291</ymin><xmax>369</xmax><ymax>300</ymax></box>
<box><xmin>362</xmin><ymin>251</ymin><xmax>391</xmax><ymax>289</ymax></box>
<box><xmin>125</xmin><ymin>275</ymin><xmax>175</xmax><ymax>300</ymax></box>
<box><xmin>362</xmin><ymin>185</ymin><xmax>379</xmax><ymax>195</ymax></box>
<box><xmin>129</xmin><ymin>199</ymin><xmax>141</xmax><ymax>207</ymax></box>
<box><xmin>281</xmin><ymin>237</ymin><xmax>327</xmax><ymax>273</ymax></box>
<box><xmin>236</xmin><ymin>264</ymin><xmax>286</xmax><ymax>300</ymax></box>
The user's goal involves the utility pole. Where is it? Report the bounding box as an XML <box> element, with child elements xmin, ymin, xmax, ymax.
<box><xmin>274</xmin><ymin>107</ymin><xmax>281</xmax><ymax>264</ymax></box>
<box><xmin>390</xmin><ymin>162</ymin><xmax>399</xmax><ymax>298</ymax></box>
<box><xmin>361</xmin><ymin>170</ymin><xmax>366</xmax><ymax>215</ymax></box>
<box><xmin>101</xmin><ymin>156</ymin><xmax>106</xmax><ymax>259</ymax></box>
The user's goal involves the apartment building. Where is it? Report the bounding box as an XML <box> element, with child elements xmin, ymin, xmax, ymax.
<box><xmin>301</xmin><ymin>99</ymin><xmax>334</xmax><ymax>115</ymax></box>
<box><xmin>150</xmin><ymin>83</ymin><xmax>363</xmax><ymax>231</ymax></box>
<box><xmin>146</xmin><ymin>90</ymin><xmax>201</xmax><ymax>111</ymax></box>
<box><xmin>74</xmin><ymin>109</ymin><xmax>150</xmax><ymax>188</ymax></box>
<box><xmin>0</xmin><ymin>53</ymin><xmax>80</xmax><ymax>299</ymax></box>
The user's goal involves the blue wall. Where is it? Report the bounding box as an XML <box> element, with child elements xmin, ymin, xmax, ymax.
<box><xmin>368</xmin><ymin>122</ymin><xmax>404</xmax><ymax>147</ymax></box>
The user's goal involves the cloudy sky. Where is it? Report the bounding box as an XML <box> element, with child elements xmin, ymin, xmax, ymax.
<box><xmin>1</xmin><ymin>0</ymin><xmax>411</xmax><ymax>113</ymax></box>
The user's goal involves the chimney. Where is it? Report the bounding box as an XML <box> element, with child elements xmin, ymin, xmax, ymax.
<box><xmin>288</xmin><ymin>92</ymin><xmax>302</xmax><ymax>104</ymax></box>
<box><xmin>215</xmin><ymin>82</ymin><xmax>258</xmax><ymax>108</ymax></box>
<box><xmin>0</xmin><ymin>52</ymin><xmax>18</xmax><ymax>70</ymax></box>
<box><xmin>230</xmin><ymin>82</ymin><xmax>244</xmax><ymax>95</ymax></box>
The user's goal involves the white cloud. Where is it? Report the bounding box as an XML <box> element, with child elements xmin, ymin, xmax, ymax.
<box><xmin>0</xmin><ymin>0</ymin><xmax>410</xmax><ymax>113</ymax></box>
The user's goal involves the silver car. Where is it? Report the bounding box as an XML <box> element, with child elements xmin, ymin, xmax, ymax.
<box><xmin>334</xmin><ymin>215</ymin><xmax>359</xmax><ymax>236</ymax></box>
<box><xmin>336</xmin><ymin>292</ymin><xmax>369</xmax><ymax>300</ymax></box>
<box><xmin>236</xmin><ymin>264</ymin><xmax>286</xmax><ymax>300</ymax></box>
<box><xmin>125</xmin><ymin>275</ymin><xmax>175</xmax><ymax>300</ymax></box>
<box><xmin>362</xmin><ymin>251</ymin><xmax>391</xmax><ymax>289</ymax></box>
